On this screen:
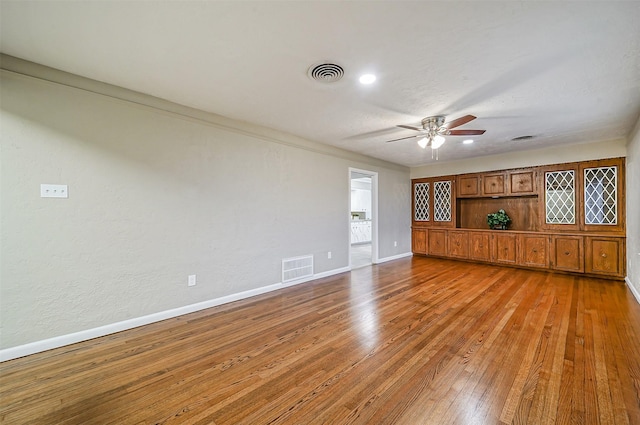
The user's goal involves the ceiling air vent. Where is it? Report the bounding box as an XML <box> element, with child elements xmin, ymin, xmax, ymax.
<box><xmin>308</xmin><ymin>62</ymin><xmax>344</xmax><ymax>83</ymax></box>
<box><xmin>511</xmin><ymin>135</ymin><xmax>535</xmax><ymax>142</ymax></box>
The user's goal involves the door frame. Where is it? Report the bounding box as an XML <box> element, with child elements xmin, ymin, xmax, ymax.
<box><xmin>349</xmin><ymin>167</ymin><xmax>379</xmax><ymax>267</ymax></box>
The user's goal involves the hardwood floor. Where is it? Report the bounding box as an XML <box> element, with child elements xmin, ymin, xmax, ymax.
<box><xmin>2</xmin><ymin>257</ymin><xmax>640</xmax><ymax>424</ymax></box>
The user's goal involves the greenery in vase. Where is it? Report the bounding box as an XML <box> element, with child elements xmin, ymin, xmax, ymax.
<box><xmin>487</xmin><ymin>209</ymin><xmax>511</xmax><ymax>229</ymax></box>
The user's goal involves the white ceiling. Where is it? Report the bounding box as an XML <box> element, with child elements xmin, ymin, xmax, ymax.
<box><xmin>1</xmin><ymin>1</ymin><xmax>639</xmax><ymax>167</ymax></box>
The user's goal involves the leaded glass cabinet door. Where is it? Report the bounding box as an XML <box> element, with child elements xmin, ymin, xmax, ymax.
<box><xmin>413</xmin><ymin>181</ymin><xmax>430</xmax><ymax>223</ymax></box>
<box><xmin>580</xmin><ymin>158</ymin><xmax>625</xmax><ymax>233</ymax></box>
<box><xmin>432</xmin><ymin>179</ymin><xmax>455</xmax><ymax>228</ymax></box>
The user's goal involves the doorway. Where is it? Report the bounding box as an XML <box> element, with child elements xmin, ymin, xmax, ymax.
<box><xmin>349</xmin><ymin>168</ymin><xmax>378</xmax><ymax>269</ymax></box>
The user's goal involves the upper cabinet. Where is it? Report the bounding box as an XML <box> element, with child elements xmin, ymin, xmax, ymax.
<box><xmin>412</xmin><ymin>177</ymin><xmax>455</xmax><ymax>228</ymax></box>
<box><xmin>541</xmin><ymin>163</ymin><xmax>579</xmax><ymax>231</ymax></box>
<box><xmin>580</xmin><ymin>158</ymin><xmax>625</xmax><ymax>234</ymax></box>
<box><xmin>457</xmin><ymin>169</ymin><xmax>536</xmax><ymax>198</ymax></box>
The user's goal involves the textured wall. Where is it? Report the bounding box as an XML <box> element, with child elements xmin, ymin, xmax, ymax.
<box><xmin>626</xmin><ymin>117</ymin><xmax>640</xmax><ymax>296</ymax></box>
<box><xmin>0</xmin><ymin>71</ymin><xmax>411</xmax><ymax>349</ymax></box>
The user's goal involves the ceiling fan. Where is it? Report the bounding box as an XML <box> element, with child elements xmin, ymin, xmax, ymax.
<box><xmin>386</xmin><ymin>115</ymin><xmax>486</xmax><ymax>158</ymax></box>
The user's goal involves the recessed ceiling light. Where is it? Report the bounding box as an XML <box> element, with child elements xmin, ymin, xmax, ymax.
<box><xmin>463</xmin><ymin>139</ymin><xmax>474</xmax><ymax>144</ymax></box>
<box><xmin>359</xmin><ymin>74</ymin><xmax>376</xmax><ymax>84</ymax></box>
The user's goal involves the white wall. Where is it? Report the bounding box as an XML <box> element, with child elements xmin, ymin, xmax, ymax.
<box><xmin>0</xmin><ymin>63</ymin><xmax>411</xmax><ymax>352</ymax></box>
<box><xmin>626</xmin><ymin>117</ymin><xmax>640</xmax><ymax>301</ymax></box>
<box><xmin>411</xmin><ymin>139</ymin><xmax>627</xmax><ymax>178</ymax></box>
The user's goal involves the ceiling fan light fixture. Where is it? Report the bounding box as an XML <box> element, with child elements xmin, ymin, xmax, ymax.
<box><xmin>417</xmin><ymin>137</ymin><xmax>429</xmax><ymax>149</ymax></box>
<box><xmin>431</xmin><ymin>135</ymin><xmax>446</xmax><ymax>150</ymax></box>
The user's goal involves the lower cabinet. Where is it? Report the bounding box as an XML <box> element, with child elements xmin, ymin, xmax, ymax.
<box><xmin>550</xmin><ymin>236</ymin><xmax>584</xmax><ymax>273</ymax></box>
<box><xmin>518</xmin><ymin>234</ymin><xmax>549</xmax><ymax>268</ymax></box>
<box><xmin>586</xmin><ymin>236</ymin><xmax>625</xmax><ymax>278</ymax></box>
<box><xmin>469</xmin><ymin>232</ymin><xmax>491</xmax><ymax>261</ymax></box>
<box><xmin>429</xmin><ymin>230</ymin><xmax>447</xmax><ymax>256</ymax></box>
<box><xmin>411</xmin><ymin>229</ymin><xmax>624</xmax><ymax>279</ymax></box>
<box><xmin>412</xmin><ymin>228</ymin><xmax>428</xmax><ymax>255</ymax></box>
<box><xmin>447</xmin><ymin>231</ymin><xmax>469</xmax><ymax>259</ymax></box>
<box><xmin>492</xmin><ymin>233</ymin><xmax>518</xmax><ymax>265</ymax></box>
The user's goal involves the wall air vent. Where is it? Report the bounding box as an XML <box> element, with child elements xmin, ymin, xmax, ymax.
<box><xmin>511</xmin><ymin>135</ymin><xmax>535</xmax><ymax>142</ymax></box>
<box><xmin>282</xmin><ymin>255</ymin><xmax>314</xmax><ymax>283</ymax></box>
<box><xmin>307</xmin><ymin>63</ymin><xmax>344</xmax><ymax>83</ymax></box>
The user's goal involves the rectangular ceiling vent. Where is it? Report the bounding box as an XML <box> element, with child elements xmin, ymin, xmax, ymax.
<box><xmin>282</xmin><ymin>255</ymin><xmax>314</xmax><ymax>283</ymax></box>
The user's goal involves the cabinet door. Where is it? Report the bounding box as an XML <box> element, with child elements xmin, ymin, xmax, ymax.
<box><xmin>448</xmin><ymin>231</ymin><xmax>469</xmax><ymax>259</ymax></box>
<box><xmin>458</xmin><ymin>175</ymin><xmax>480</xmax><ymax>197</ymax></box>
<box><xmin>412</xmin><ymin>180</ymin><xmax>431</xmax><ymax>225</ymax></box>
<box><xmin>412</xmin><ymin>229</ymin><xmax>428</xmax><ymax>255</ymax></box>
<box><xmin>432</xmin><ymin>179</ymin><xmax>455</xmax><ymax>228</ymax></box>
<box><xmin>509</xmin><ymin>170</ymin><xmax>536</xmax><ymax>195</ymax></box>
<box><xmin>469</xmin><ymin>232</ymin><xmax>490</xmax><ymax>261</ymax></box>
<box><xmin>585</xmin><ymin>237</ymin><xmax>624</xmax><ymax>277</ymax></box>
<box><xmin>541</xmin><ymin>166</ymin><xmax>579</xmax><ymax>231</ymax></box>
<box><xmin>492</xmin><ymin>233</ymin><xmax>518</xmax><ymax>264</ymax></box>
<box><xmin>483</xmin><ymin>173</ymin><xmax>506</xmax><ymax>196</ymax></box>
<box><xmin>551</xmin><ymin>236</ymin><xmax>584</xmax><ymax>273</ymax></box>
<box><xmin>428</xmin><ymin>230</ymin><xmax>447</xmax><ymax>256</ymax></box>
<box><xmin>519</xmin><ymin>234</ymin><xmax>549</xmax><ymax>268</ymax></box>
<box><xmin>580</xmin><ymin>158</ymin><xmax>625</xmax><ymax>234</ymax></box>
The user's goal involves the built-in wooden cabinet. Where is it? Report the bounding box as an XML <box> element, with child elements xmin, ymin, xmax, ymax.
<box><xmin>411</xmin><ymin>158</ymin><xmax>625</xmax><ymax>280</ymax></box>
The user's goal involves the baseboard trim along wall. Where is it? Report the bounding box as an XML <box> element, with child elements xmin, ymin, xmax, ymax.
<box><xmin>376</xmin><ymin>252</ymin><xmax>413</xmax><ymax>264</ymax></box>
<box><xmin>626</xmin><ymin>277</ymin><xmax>640</xmax><ymax>306</ymax></box>
<box><xmin>0</xmin><ymin>266</ymin><xmax>351</xmax><ymax>362</ymax></box>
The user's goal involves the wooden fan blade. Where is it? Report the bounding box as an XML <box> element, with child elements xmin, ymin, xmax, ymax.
<box><xmin>385</xmin><ymin>134</ymin><xmax>423</xmax><ymax>143</ymax></box>
<box><xmin>448</xmin><ymin>129</ymin><xmax>486</xmax><ymax>136</ymax></box>
<box><xmin>397</xmin><ymin>124</ymin><xmax>423</xmax><ymax>131</ymax></box>
<box><xmin>443</xmin><ymin>115</ymin><xmax>476</xmax><ymax>129</ymax></box>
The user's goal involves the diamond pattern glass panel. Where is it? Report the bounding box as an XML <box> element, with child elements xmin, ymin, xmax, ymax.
<box><xmin>584</xmin><ymin>166</ymin><xmax>617</xmax><ymax>225</ymax></box>
<box><xmin>545</xmin><ymin>170</ymin><xmax>575</xmax><ymax>224</ymax></box>
<box><xmin>434</xmin><ymin>181</ymin><xmax>452</xmax><ymax>222</ymax></box>
<box><xmin>414</xmin><ymin>182</ymin><xmax>430</xmax><ymax>221</ymax></box>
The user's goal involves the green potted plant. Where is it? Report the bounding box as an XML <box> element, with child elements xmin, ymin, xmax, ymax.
<box><xmin>487</xmin><ymin>209</ymin><xmax>511</xmax><ymax>230</ymax></box>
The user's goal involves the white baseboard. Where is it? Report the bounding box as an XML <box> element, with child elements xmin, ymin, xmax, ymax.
<box><xmin>0</xmin><ymin>265</ymin><xmax>350</xmax><ymax>362</ymax></box>
<box><xmin>375</xmin><ymin>252</ymin><xmax>413</xmax><ymax>264</ymax></box>
<box><xmin>626</xmin><ymin>276</ymin><xmax>640</xmax><ymax>305</ymax></box>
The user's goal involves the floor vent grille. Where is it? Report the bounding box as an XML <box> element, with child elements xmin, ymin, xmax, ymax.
<box><xmin>282</xmin><ymin>255</ymin><xmax>314</xmax><ymax>283</ymax></box>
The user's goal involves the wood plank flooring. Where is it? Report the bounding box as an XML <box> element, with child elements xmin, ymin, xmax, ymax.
<box><xmin>2</xmin><ymin>257</ymin><xmax>640</xmax><ymax>424</ymax></box>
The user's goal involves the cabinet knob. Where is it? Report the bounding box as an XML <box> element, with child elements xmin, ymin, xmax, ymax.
<box><xmin>532</xmin><ymin>249</ymin><xmax>537</xmax><ymax>253</ymax></box>
<box><xmin>564</xmin><ymin>251</ymin><xmax>570</xmax><ymax>256</ymax></box>
<box><xmin>601</xmin><ymin>253</ymin><xmax>607</xmax><ymax>258</ymax></box>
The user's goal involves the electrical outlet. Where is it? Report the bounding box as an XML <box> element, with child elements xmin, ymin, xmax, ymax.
<box><xmin>327</xmin><ymin>251</ymin><xmax>332</xmax><ymax>259</ymax></box>
<box><xmin>188</xmin><ymin>275</ymin><xmax>196</xmax><ymax>286</ymax></box>
<box><xmin>394</xmin><ymin>241</ymin><xmax>397</xmax><ymax>247</ymax></box>
<box><xmin>41</xmin><ymin>184</ymin><xmax>68</xmax><ymax>198</ymax></box>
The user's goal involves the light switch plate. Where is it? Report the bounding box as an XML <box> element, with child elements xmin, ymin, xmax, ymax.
<box><xmin>41</xmin><ymin>184</ymin><xmax>68</xmax><ymax>198</ymax></box>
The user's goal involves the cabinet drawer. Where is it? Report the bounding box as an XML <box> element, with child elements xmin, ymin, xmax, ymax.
<box><xmin>551</xmin><ymin>236</ymin><xmax>584</xmax><ymax>272</ymax></box>
<box><xmin>519</xmin><ymin>235</ymin><xmax>548</xmax><ymax>268</ymax></box>
<box><xmin>585</xmin><ymin>237</ymin><xmax>624</xmax><ymax>277</ymax></box>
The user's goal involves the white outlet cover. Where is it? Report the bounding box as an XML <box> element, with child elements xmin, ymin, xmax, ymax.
<box><xmin>41</xmin><ymin>184</ymin><xmax>68</xmax><ymax>198</ymax></box>
<box><xmin>188</xmin><ymin>275</ymin><xmax>196</xmax><ymax>286</ymax></box>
